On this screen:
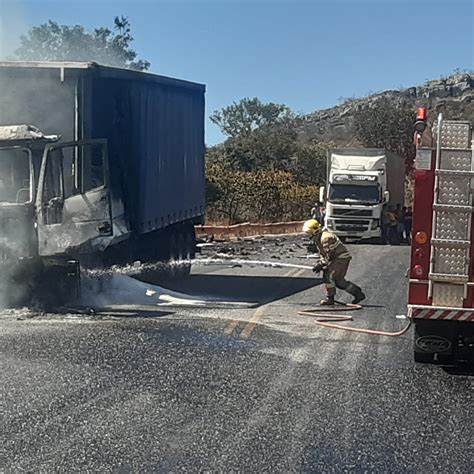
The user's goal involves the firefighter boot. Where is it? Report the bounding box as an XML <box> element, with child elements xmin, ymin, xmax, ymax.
<box><xmin>346</xmin><ymin>283</ymin><xmax>366</xmax><ymax>305</ymax></box>
<box><xmin>352</xmin><ymin>290</ymin><xmax>366</xmax><ymax>305</ymax></box>
<box><xmin>320</xmin><ymin>295</ymin><xmax>335</xmax><ymax>306</ymax></box>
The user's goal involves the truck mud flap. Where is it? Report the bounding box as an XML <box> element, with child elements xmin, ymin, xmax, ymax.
<box><xmin>414</xmin><ymin>320</ymin><xmax>474</xmax><ymax>365</ymax></box>
<box><xmin>36</xmin><ymin>258</ymin><xmax>81</xmax><ymax>308</ymax></box>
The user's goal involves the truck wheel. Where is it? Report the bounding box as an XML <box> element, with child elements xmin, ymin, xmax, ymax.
<box><xmin>167</xmin><ymin>235</ymin><xmax>180</xmax><ymax>279</ymax></box>
<box><xmin>177</xmin><ymin>232</ymin><xmax>191</xmax><ymax>279</ymax></box>
<box><xmin>187</xmin><ymin>225</ymin><xmax>196</xmax><ymax>260</ymax></box>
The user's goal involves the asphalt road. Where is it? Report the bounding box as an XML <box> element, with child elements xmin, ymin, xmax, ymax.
<box><xmin>1</xmin><ymin>239</ymin><xmax>473</xmax><ymax>472</ymax></box>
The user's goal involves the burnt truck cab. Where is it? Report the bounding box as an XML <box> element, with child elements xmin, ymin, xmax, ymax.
<box><xmin>0</xmin><ymin>125</ymin><xmax>60</xmax><ymax>263</ymax></box>
<box><xmin>0</xmin><ymin>124</ymin><xmax>117</xmax><ymax>305</ymax></box>
<box><xmin>0</xmin><ymin>62</ymin><xmax>206</xmax><ymax>307</ymax></box>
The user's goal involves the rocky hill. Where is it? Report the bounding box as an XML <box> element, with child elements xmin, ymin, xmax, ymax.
<box><xmin>297</xmin><ymin>72</ymin><xmax>473</xmax><ymax>146</ymax></box>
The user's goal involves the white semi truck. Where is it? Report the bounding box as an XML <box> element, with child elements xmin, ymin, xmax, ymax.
<box><xmin>320</xmin><ymin>148</ymin><xmax>405</xmax><ymax>241</ymax></box>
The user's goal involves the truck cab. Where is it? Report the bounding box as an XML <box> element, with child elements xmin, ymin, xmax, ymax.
<box><xmin>0</xmin><ymin>125</ymin><xmax>58</xmax><ymax>262</ymax></box>
<box><xmin>0</xmin><ymin>124</ymin><xmax>115</xmax><ymax>306</ymax></box>
<box><xmin>322</xmin><ymin>149</ymin><xmax>404</xmax><ymax>241</ymax></box>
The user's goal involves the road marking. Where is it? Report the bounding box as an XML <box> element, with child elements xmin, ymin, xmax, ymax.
<box><xmin>240</xmin><ymin>268</ymin><xmax>307</xmax><ymax>340</ymax></box>
<box><xmin>223</xmin><ymin>319</ymin><xmax>240</xmax><ymax>336</ymax></box>
<box><xmin>240</xmin><ymin>307</ymin><xmax>265</xmax><ymax>340</ymax></box>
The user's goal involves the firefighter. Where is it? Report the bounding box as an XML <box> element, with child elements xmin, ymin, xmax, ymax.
<box><xmin>303</xmin><ymin>219</ymin><xmax>366</xmax><ymax>305</ymax></box>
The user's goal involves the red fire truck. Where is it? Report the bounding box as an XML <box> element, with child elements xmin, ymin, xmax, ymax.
<box><xmin>408</xmin><ymin>110</ymin><xmax>474</xmax><ymax>364</ymax></box>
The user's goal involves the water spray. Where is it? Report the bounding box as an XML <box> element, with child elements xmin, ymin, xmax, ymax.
<box><xmin>83</xmin><ymin>258</ymin><xmax>315</xmax><ymax>279</ymax></box>
<box><xmin>191</xmin><ymin>258</ymin><xmax>315</xmax><ymax>271</ymax></box>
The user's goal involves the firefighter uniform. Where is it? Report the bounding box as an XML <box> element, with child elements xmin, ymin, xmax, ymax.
<box><xmin>303</xmin><ymin>219</ymin><xmax>365</xmax><ymax>305</ymax></box>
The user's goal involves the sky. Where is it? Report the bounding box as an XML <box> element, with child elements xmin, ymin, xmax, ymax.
<box><xmin>0</xmin><ymin>0</ymin><xmax>473</xmax><ymax>145</ymax></box>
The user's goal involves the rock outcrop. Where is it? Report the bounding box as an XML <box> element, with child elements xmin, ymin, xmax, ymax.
<box><xmin>297</xmin><ymin>73</ymin><xmax>473</xmax><ymax>145</ymax></box>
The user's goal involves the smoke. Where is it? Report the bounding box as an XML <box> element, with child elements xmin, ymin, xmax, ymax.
<box><xmin>0</xmin><ymin>67</ymin><xmax>76</xmax><ymax>138</ymax></box>
<box><xmin>0</xmin><ymin>267</ymin><xmax>30</xmax><ymax>309</ymax></box>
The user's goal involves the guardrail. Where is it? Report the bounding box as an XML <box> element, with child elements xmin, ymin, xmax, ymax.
<box><xmin>195</xmin><ymin>221</ymin><xmax>305</xmax><ymax>240</ymax></box>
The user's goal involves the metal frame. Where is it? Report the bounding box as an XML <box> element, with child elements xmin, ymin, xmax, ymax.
<box><xmin>408</xmin><ymin>304</ymin><xmax>474</xmax><ymax>312</ymax></box>
<box><xmin>0</xmin><ymin>145</ymin><xmax>34</xmax><ymax>204</ymax></box>
<box><xmin>428</xmin><ymin>114</ymin><xmax>442</xmax><ymax>298</ymax></box>
<box><xmin>0</xmin><ymin>61</ymin><xmax>206</xmax><ymax>92</ymax></box>
<box><xmin>407</xmin><ymin>304</ymin><xmax>474</xmax><ymax>322</ymax></box>
<box><xmin>36</xmin><ymin>138</ymin><xmax>111</xmax><ymax>225</ymax></box>
<box><xmin>428</xmin><ymin>114</ymin><xmax>473</xmax><ymax>305</ymax></box>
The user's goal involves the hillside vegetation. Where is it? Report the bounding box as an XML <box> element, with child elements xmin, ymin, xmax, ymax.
<box><xmin>206</xmin><ymin>72</ymin><xmax>473</xmax><ymax>224</ymax></box>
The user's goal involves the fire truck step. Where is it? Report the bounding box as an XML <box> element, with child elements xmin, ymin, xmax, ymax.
<box><xmin>435</xmin><ymin>169</ymin><xmax>474</xmax><ymax>177</ymax></box>
<box><xmin>429</xmin><ymin>273</ymin><xmax>469</xmax><ymax>283</ymax></box>
<box><xmin>433</xmin><ymin>204</ymin><xmax>473</xmax><ymax>213</ymax></box>
<box><xmin>431</xmin><ymin>238</ymin><xmax>471</xmax><ymax>248</ymax></box>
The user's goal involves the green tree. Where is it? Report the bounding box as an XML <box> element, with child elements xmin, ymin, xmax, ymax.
<box><xmin>221</xmin><ymin>122</ymin><xmax>298</xmax><ymax>171</ymax></box>
<box><xmin>206</xmin><ymin>98</ymin><xmax>327</xmax><ymax>223</ymax></box>
<box><xmin>13</xmin><ymin>16</ymin><xmax>150</xmax><ymax>71</ymax></box>
<box><xmin>206</xmin><ymin>161</ymin><xmax>319</xmax><ymax>224</ymax></box>
<box><xmin>211</xmin><ymin>97</ymin><xmax>294</xmax><ymax>138</ymax></box>
<box><xmin>353</xmin><ymin>98</ymin><xmax>415</xmax><ymax>169</ymax></box>
<box><xmin>291</xmin><ymin>143</ymin><xmax>328</xmax><ymax>186</ymax></box>
<box><xmin>205</xmin><ymin>161</ymin><xmax>249</xmax><ymax>224</ymax></box>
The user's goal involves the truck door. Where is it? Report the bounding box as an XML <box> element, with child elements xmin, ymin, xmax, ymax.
<box><xmin>36</xmin><ymin>139</ymin><xmax>113</xmax><ymax>256</ymax></box>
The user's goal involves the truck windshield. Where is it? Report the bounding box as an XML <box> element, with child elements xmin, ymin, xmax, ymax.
<box><xmin>0</xmin><ymin>148</ymin><xmax>31</xmax><ymax>204</ymax></box>
<box><xmin>329</xmin><ymin>184</ymin><xmax>380</xmax><ymax>204</ymax></box>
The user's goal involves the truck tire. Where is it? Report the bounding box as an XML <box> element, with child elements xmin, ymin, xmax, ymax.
<box><xmin>166</xmin><ymin>229</ymin><xmax>191</xmax><ymax>280</ymax></box>
<box><xmin>176</xmin><ymin>231</ymin><xmax>191</xmax><ymax>279</ymax></box>
<box><xmin>187</xmin><ymin>225</ymin><xmax>197</xmax><ymax>260</ymax></box>
<box><xmin>167</xmin><ymin>235</ymin><xmax>180</xmax><ymax>280</ymax></box>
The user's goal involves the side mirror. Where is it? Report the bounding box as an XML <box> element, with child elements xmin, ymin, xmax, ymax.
<box><xmin>319</xmin><ymin>186</ymin><xmax>325</xmax><ymax>203</ymax></box>
<box><xmin>384</xmin><ymin>190</ymin><xmax>390</xmax><ymax>203</ymax></box>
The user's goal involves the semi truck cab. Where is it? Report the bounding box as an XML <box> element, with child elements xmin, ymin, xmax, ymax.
<box><xmin>0</xmin><ymin>125</ymin><xmax>115</xmax><ymax>256</ymax></box>
<box><xmin>0</xmin><ymin>124</ymin><xmax>116</xmax><ymax>305</ymax></box>
<box><xmin>321</xmin><ymin>149</ymin><xmax>405</xmax><ymax>241</ymax></box>
<box><xmin>0</xmin><ymin>125</ymin><xmax>58</xmax><ymax>262</ymax></box>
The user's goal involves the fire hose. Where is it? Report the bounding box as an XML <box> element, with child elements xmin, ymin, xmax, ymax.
<box><xmin>298</xmin><ymin>303</ymin><xmax>412</xmax><ymax>337</ymax></box>
<box><xmin>194</xmin><ymin>258</ymin><xmax>413</xmax><ymax>337</ymax></box>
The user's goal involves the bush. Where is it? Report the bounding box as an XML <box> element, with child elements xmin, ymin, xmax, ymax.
<box><xmin>206</xmin><ymin>164</ymin><xmax>318</xmax><ymax>224</ymax></box>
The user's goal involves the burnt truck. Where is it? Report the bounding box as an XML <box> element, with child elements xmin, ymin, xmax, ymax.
<box><xmin>0</xmin><ymin>62</ymin><xmax>205</xmax><ymax>305</ymax></box>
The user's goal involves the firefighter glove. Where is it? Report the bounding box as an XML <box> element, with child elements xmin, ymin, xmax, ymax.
<box><xmin>312</xmin><ymin>263</ymin><xmax>325</xmax><ymax>273</ymax></box>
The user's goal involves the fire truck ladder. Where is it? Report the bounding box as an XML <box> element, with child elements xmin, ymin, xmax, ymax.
<box><xmin>428</xmin><ymin>114</ymin><xmax>473</xmax><ymax>307</ymax></box>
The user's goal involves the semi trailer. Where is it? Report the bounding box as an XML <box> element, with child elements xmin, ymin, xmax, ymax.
<box><xmin>0</xmin><ymin>62</ymin><xmax>205</xmax><ymax>306</ymax></box>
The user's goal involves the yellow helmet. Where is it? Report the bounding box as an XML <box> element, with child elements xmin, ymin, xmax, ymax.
<box><xmin>303</xmin><ymin>219</ymin><xmax>321</xmax><ymax>236</ymax></box>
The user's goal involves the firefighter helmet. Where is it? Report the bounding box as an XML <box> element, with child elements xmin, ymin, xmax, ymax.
<box><xmin>303</xmin><ymin>219</ymin><xmax>321</xmax><ymax>236</ymax></box>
